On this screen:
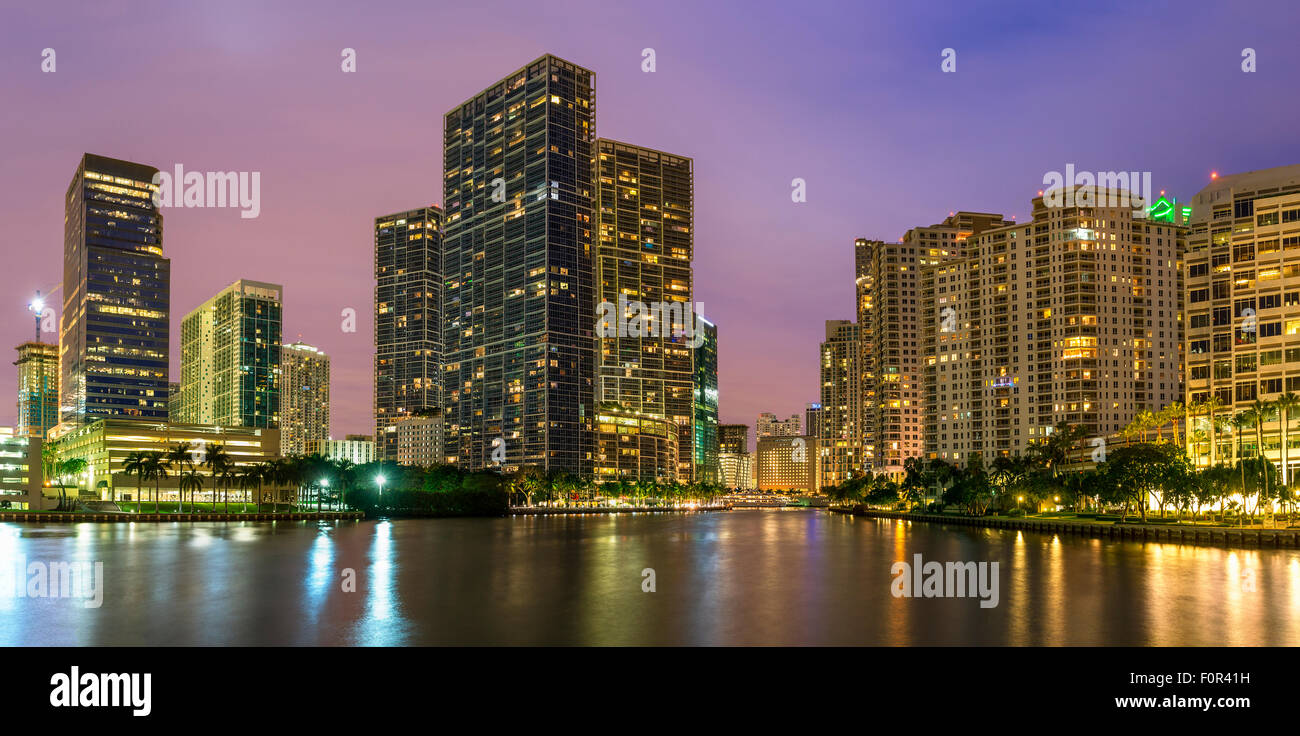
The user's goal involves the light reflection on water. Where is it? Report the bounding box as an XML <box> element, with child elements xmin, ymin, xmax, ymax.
<box><xmin>0</xmin><ymin>511</ymin><xmax>1297</xmax><ymax>646</ymax></box>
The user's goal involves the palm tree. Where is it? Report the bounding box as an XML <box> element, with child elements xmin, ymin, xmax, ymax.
<box><xmin>1163</xmin><ymin>401</ymin><xmax>1186</xmax><ymax>449</ymax></box>
<box><xmin>1231</xmin><ymin>409</ymin><xmax>1255</xmax><ymax>526</ymax></box>
<box><xmin>165</xmin><ymin>442</ymin><xmax>195</xmax><ymax>512</ymax></box>
<box><xmin>331</xmin><ymin>458</ymin><xmax>357</xmax><ymax>511</ymax></box>
<box><xmin>1198</xmin><ymin>396</ymin><xmax>1225</xmax><ymax>467</ymax></box>
<box><xmin>144</xmin><ymin>451</ymin><xmax>169</xmax><ymax>513</ymax></box>
<box><xmin>1252</xmin><ymin>398</ymin><xmax>1277</xmax><ymax>523</ymax></box>
<box><xmin>202</xmin><ymin>442</ymin><xmax>230</xmax><ymax>512</ymax></box>
<box><xmin>1274</xmin><ymin>392</ymin><xmax>1300</xmax><ymax>489</ymax></box>
<box><xmin>238</xmin><ymin>465</ymin><xmax>261</xmax><ymax>512</ymax></box>
<box><xmin>179</xmin><ymin>469</ymin><xmax>204</xmax><ymax>512</ymax></box>
<box><xmin>123</xmin><ymin>451</ymin><xmax>148</xmax><ymax>510</ymax></box>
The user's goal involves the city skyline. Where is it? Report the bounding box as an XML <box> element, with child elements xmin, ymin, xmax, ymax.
<box><xmin>3</xmin><ymin>1</ymin><xmax>1300</xmax><ymax>439</ymax></box>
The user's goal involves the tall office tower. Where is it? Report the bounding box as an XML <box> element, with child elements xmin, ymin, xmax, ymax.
<box><xmin>281</xmin><ymin>341</ymin><xmax>330</xmax><ymax>456</ymax></box>
<box><xmin>924</xmin><ymin>191</ymin><xmax>1183</xmax><ymax>463</ymax></box>
<box><xmin>859</xmin><ymin>212</ymin><xmax>1010</xmax><ymax>476</ymax></box>
<box><xmin>167</xmin><ymin>382</ymin><xmax>181</xmax><ymax>420</ymax></box>
<box><xmin>178</xmin><ymin>280</ymin><xmax>282</xmax><ymax>428</ymax></box>
<box><xmin>593</xmin><ymin>139</ymin><xmax>696</xmax><ymax>479</ymax></box>
<box><xmin>819</xmin><ymin>320</ymin><xmax>861</xmax><ymax>486</ymax></box>
<box><xmin>14</xmin><ymin>342</ymin><xmax>58</xmax><ymax>438</ymax></box>
<box><xmin>442</xmin><ymin>55</ymin><xmax>595</xmax><ymax>473</ymax></box>
<box><xmin>756</xmin><ymin>412</ymin><xmax>801</xmax><ymax>437</ymax></box>
<box><xmin>375</xmin><ymin>207</ymin><xmax>442</xmax><ymax>461</ymax></box>
<box><xmin>1184</xmin><ymin>165</ymin><xmax>1300</xmax><ymax>475</ymax></box>
<box><xmin>692</xmin><ymin>318</ymin><xmax>719</xmax><ymax>483</ymax></box>
<box><xmin>59</xmin><ymin>153</ymin><xmax>169</xmax><ymax>424</ymax></box>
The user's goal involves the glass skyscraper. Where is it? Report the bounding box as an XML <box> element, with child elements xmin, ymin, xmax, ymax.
<box><xmin>594</xmin><ymin>139</ymin><xmax>696</xmax><ymax>479</ymax></box>
<box><xmin>692</xmin><ymin>318</ymin><xmax>719</xmax><ymax>483</ymax></box>
<box><xmin>178</xmin><ymin>279</ymin><xmax>282</xmax><ymax>428</ymax></box>
<box><xmin>442</xmin><ymin>54</ymin><xmax>595</xmax><ymax>473</ymax></box>
<box><xmin>375</xmin><ymin>207</ymin><xmax>442</xmax><ymax>461</ymax></box>
<box><xmin>59</xmin><ymin>153</ymin><xmax>169</xmax><ymax>424</ymax></box>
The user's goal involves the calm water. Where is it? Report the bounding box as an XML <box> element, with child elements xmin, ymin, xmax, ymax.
<box><xmin>2</xmin><ymin>510</ymin><xmax>1298</xmax><ymax>645</ymax></box>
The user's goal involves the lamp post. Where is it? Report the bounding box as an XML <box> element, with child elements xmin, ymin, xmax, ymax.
<box><xmin>320</xmin><ymin>478</ymin><xmax>329</xmax><ymax>512</ymax></box>
<box><xmin>376</xmin><ymin>474</ymin><xmax>386</xmax><ymax>513</ymax></box>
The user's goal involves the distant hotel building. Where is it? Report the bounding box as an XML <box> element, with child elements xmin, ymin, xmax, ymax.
<box><xmin>14</xmin><ymin>342</ymin><xmax>58</xmax><ymax>439</ymax></box>
<box><xmin>178</xmin><ymin>279</ymin><xmax>282</xmax><ymax>428</ymax></box>
<box><xmin>924</xmin><ymin>194</ymin><xmax>1183</xmax><ymax>462</ymax></box>
<box><xmin>375</xmin><ymin>207</ymin><xmax>442</xmax><ymax>462</ymax></box>
<box><xmin>756</xmin><ymin>412</ymin><xmax>800</xmax><ymax>437</ymax></box>
<box><xmin>1184</xmin><ymin>165</ymin><xmax>1300</xmax><ymax>475</ymax></box>
<box><xmin>594</xmin><ymin>139</ymin><xmax>697</xmax><ymax>480</ymax></box>
<box><xmin>281</xmin><ymin>341</ymin><xmax>330</xmax><ymax>456</ymax></box>
<box><xmin>756</xmin><ymin>434</ymin><xmax>813</xmax><ymax>492</ymax></box>
<box><xmin>395</xmin><ymin>414</ymin><xmax>443</xmax><ymax>467</ymax></box>
<box><xmin>442</xmin><ymin>55</ymin><xmax>595</xmax><ymax>473</ymax></box>
<box><xmin>59</xmin><ymin>153</ymin><xmax>170</xmax><ymax>424</ymax></box>
<box><xmin>311</xmin><ymin>435</ymin><xmax>376</xmax><ymax>465</ymax></box>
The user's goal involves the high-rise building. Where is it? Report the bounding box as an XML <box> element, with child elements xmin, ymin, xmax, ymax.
<box><xmin>592</xmin><ymin>405</ymin><xmax>680</xmax><ymax>483</ymax></box>
<box><xmin>311</xmin><ymin>435</ymin><xmax>376</xmax><ymax>465</ymax></box>
<box><xmin>178</xmin><ymin>279</ymin><xmax>282</xmax><ymax>428</ymax></box>
<box><xmin>593</xmin><ymin>139</ymin><xmax>696</xmax><ymax>479</ymax></box>
<box><xmin>924</xmin><ymin>192</ymin><xmax>1183</xmax><ymax>462</ymax></box>
<box><xmin>281</xmin><ymin>341</ymin><xmax>330</xmax><ymax>456</ymax></box>
<box><xmin>692</xmin><ymin>318</ymin><xmax>719</xmax><ymax>483</ymax></box>
<box><xmin>1183</xmin><ymin>165</ymin><xmax>1300</xmax><ymax>476</ymax></box>
<box><xmin>167</xmin><ymin>382</ymin><xmax>181</xmax><ymax>419</ymax></box>
<box><xmin>375</xmin><ymin>206</ymin><xmax>442</xmax><ymax>462</ymax></box>
<box><xmin>442</xmin><ymin>55</ymin><xmax>595</xmax><ymax>473</ymax></box>
<box><xmin>819</xmin><ymin>320</ymin><xmax>861</xmax><ymax>487</ymax></box>
<box><xmin>14</xmin><ymin>342</ymin><xmax>58</xmax><ymax>439</ymax></box>
<box><xmin>756</xmin><ymin>434</ymin><xmax>813</xmax><ymax>492</ymax></box>
<box><xmin>395</xmin><ymin>414</ymin><xmax>444</xmax><ymax>467</ymax></box>
<box><xmin>719</xmin><ymin>423</ymin><xmax>749</xmax><ymax>454</ymax></box>
<box><xmin>756</xmin><ymin>412</ymin><xmax>800</xmax><ymax>437</ymax></box>
<box><xmin>858</xmin><ymin>213</ymin><xmax>1011</xmax><ymax>476</ymax></box>
<box><xmin>59</xmin><ymin>153</ymin><xmax>169</xmax><ymax>424</ymax></box>
<box><xmin>717</xmin><ymin>423</ymin><xmax>751</xmax><ymax>489</ymax></box>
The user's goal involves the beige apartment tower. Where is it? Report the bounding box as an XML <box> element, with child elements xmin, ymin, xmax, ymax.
<box><xmin>923</xmin><ymin>193</ymin><xmax>1184</xmax><ymax>463</ymax></box>
<box><xmin>280</xmin><ymin>341</ymin><xmax>330</xmax><ymax>456</ymax></box>
<box><xmin>1183</xmin><ymin>165</ymin><xmax>1300</xmax><ymax>477</ymax></box>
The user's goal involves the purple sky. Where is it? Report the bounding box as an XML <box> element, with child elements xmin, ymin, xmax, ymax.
<box><xmin>2</xmin><ymin>0</ymin><xmax>1299</xmax><ymax>437</ymax></box>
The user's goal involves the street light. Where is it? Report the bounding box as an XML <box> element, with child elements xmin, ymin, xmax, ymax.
<box><xmin>320</xmin><ymin>478</ymin><xmax>329</xmax><ymax>512</ymax></box>
<box><xmin>376</xmin><ymin>474</ymin><xmax>386</xmax><ymax>511</ymax></box>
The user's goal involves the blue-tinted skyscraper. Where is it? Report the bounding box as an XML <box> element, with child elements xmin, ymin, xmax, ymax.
<box><xmin>59</xmin><ymin>154</ymin><xmax>170</xmax><ymax>424</ymax></box>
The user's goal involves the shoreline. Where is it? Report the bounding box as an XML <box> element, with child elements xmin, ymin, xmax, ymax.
<box><xmin>834</xmin><ymin>507</ymin><xmax>1300</xmax><ymax>549</ymax></box>
<box><xmin>511</xmin><ymin>504</ymin><xmax>731</xmax><ymax>515</ymax></box>
<box><xmin>0</xmin><ymin>510</ymin><xmax>363</xmax><ymax>523</ymax></box>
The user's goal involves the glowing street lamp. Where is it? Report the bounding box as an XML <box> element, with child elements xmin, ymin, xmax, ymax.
<box><xmin>320</xmin><ymin>478</ymin><xmax>329</xmax><ymax>511</ymax></box>
<box><xmin>376</xmin><ymin>474</ymin><xmax>386</xmax><ymax>509</ymax></box>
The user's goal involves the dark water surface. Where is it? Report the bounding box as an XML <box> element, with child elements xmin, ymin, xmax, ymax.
<box><xmin>2</xmin><ymin>510</ymin><xmax>1297</xmax><ymax>645</ymax></box>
